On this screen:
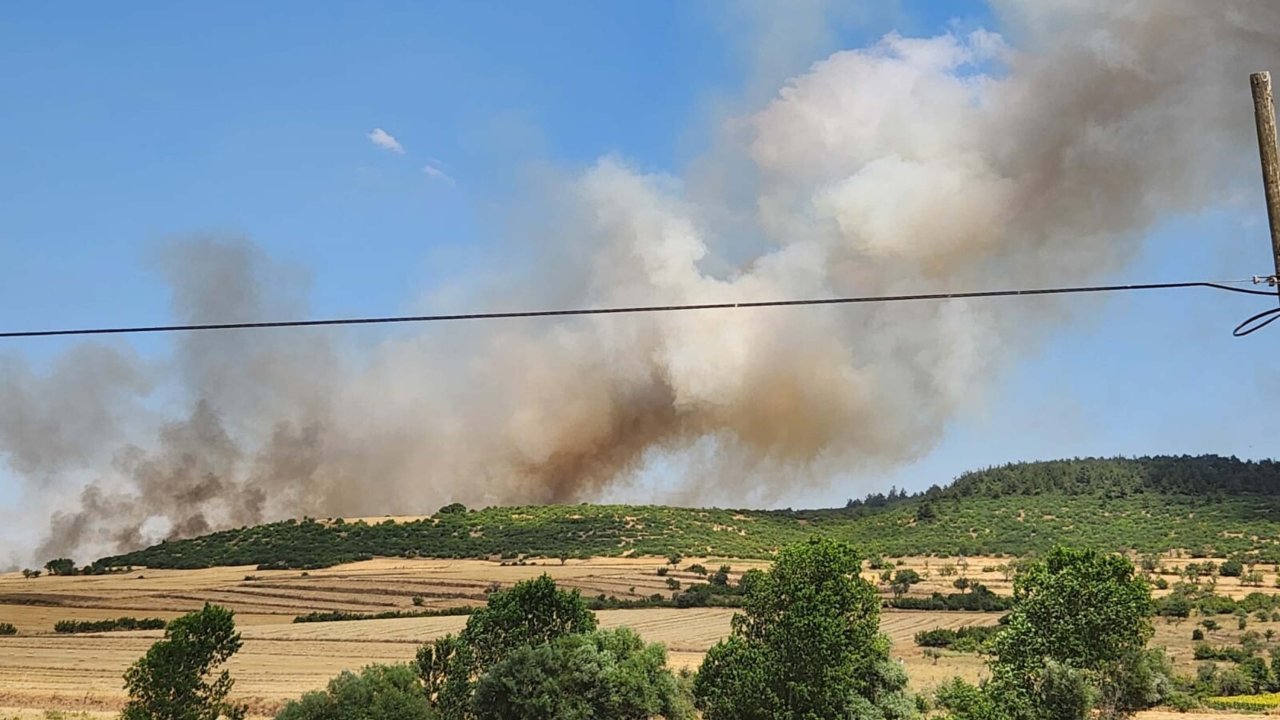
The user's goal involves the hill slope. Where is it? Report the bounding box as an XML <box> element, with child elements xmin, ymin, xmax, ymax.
<box><xmin>96</xmin><ymin>455</ymin><xmax>1280</xmax><ymax>570</ymax></box>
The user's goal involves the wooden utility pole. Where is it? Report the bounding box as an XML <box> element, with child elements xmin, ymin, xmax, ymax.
<box><xmin>1250</xmin><ymin>71</ymin><xmax>1280</xmax><ymax>300</ymax></box>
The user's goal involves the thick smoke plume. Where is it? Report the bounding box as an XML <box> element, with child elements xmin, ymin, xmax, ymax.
<box><xmin>3</xmin><ymin>1</ymin><xmax>1280</xmax><ymax>565</ymax></box>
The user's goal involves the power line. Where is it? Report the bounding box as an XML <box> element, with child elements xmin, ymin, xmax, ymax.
<box><xmin>1</xmin><ymin>280</ymin><xmax>1277</xmax><ymax>340</ymax></box>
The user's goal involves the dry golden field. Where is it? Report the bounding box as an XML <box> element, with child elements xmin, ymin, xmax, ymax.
<box><xmin>0</xmin><ymin>554</ymin><xmax>1270</xmax><ymax>718</ymax></box>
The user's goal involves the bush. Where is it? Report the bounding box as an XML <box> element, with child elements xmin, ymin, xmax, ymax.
<box><xmin>55</xmin><ymin>617</ymin><xmax>167</xmax><ymax>634</ymax></box>
<box><xmin>935</xmin><ymin>677</ymin><xmax>1000</xmax><ymax>719</ymax></box>
<box><xmin>889</xmin><ymin>584</ymin><xmax>1013</xmax><ymax>611</ymax></box>
<box><xmin>294</xmin><ymin>607</ymin><xmax>472</xmax><ymax>623</ymax></box>
<box><xmin>914</xmin><ymin>625</ymin><xmax>1000</xmax><ymax>650</ymax></box>
<box><xmin>1094</xmin><ymin>648</ymin><xmax>1176</xmax><ymax>717</ymax></box>
<box><xmin>1156</xmin><ymin>593</ymin><xmax>1192</xmax><ymax>618</ymax></box>
<box><xmin>1165</xmin><ymin>691</ymin><xmax>1200</xmax><ymax>712</ymax></box>
<box><xmin>411</xmin><ymin>596</ymin><xmax>425</xmax><ymax>607</ymax></box>
<box><xmin>1192</xmin><ymin>628</ymin><xmax>1204</xmax><ymax>641</ymax></box>
<box><xmin>709</xmin><ymin>565</ymin><xmax>730</xmax><ymax>586</ymax></box>
<box><xmin>0</xmin><ymin>623</ymin><xmax>15</xmax><ymax>635</ymax></box>
<box><xmin>1193</xmin><ymin>643</ymin><xmax>1250</xmax><ymax>663</ymax></box>
<box><xmin>275</xmin><ymin>664</ymin><xmax>432</xmax><ymax>720</ymax></box>
<box><xmin>472</xmin><ymin>628</ymin><xmax>694</xmax><ymax>720</ymax></box>
<box><xmin>1214</xmin><ymin>667</ymin><xmax>1255</xmax><ymax>697</ymax></box>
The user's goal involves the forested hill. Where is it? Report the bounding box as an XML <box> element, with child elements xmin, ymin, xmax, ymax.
<box><xmin>940</xmin><ymin>456</ymin><xmax>1280</xmax><ymax>499</ymax></box>
<box><xmin>94</xmin><ymin>455</ymin><xmax>1280</xmax><ymax>571</ymax></box>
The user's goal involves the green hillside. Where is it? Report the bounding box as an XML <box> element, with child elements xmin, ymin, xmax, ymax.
<box><xmin>95</xmin><ymin>455</ymin><xmax>1280</xmax><ymax>570</ymax></box>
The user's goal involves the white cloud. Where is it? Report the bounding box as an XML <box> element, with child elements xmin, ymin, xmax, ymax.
<box><xmin>422</xmin><ymin>161</ymin><xmax>456</xmax><ymax>186</ymax></box>
<box><xmin>367</xmin><ymin>128</ymin><xmax>405</xmax><ymax>154</ymax></box>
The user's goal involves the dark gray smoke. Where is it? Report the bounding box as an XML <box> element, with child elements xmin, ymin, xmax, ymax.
<box><xmin>3</xmin><ymin>0</ymin><xmax>1280</xmax><ymax>565</ymax></box>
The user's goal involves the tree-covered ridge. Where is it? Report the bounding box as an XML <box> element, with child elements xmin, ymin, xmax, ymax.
<box><xmin>95</xmin><ymin>455</ymin><xmax>1280</xmax><ymax>570</ymax></box>
<box><xmin>941</xmin><ymin>456</ymin><xmax>1280</xmax><ymax>499</ymax></box>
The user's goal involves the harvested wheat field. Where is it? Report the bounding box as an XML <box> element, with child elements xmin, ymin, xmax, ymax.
<box><xmin>0</xmin><ymin>555</ymin><xmax>1268</xmax><ymax>718</ymax></box>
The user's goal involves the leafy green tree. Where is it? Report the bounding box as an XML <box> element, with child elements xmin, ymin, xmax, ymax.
<box><xmin>275</xmin><ymin>664</ymin><xmax>432</xmax><ymax>720</ymax></box>
<box><xmin>472</xmin><ymin>628</ymin><xmax>693</xmax><ymax>720</ymax></box>
<box><xmin>415</xmin><ymin>634</ymin><xmax>464</xmax><ymax>702</ymax></box>
<box><xmin>709</xmin><ymin>565</ymin><xmax>731</xmax><ymax>587</ymax></box>
<box><xmin>693</xmin><ymin>537</ymin><xmax>916</xmax><ymax>720</ymax></box>
<box><xmin>419</xmin><ymin>574</ymin><xmax>597</xmax><ymax>719</ymax></box>
<box><xmin>892</xmin><ymin>569</ymin><xmax>922</xmax><ymax>597</ymax></box>
<box><xmin>1220</xmin><ymin>556</ymin><xmax>1244</xmax><ymax>577</ymax></box>
<box><xmin>989</xmin><ymin>547</ymin><xmax>1157</xmax><ymax>719</ymax></box>
<box><xmin>44</xmin><ymin>558</ymin><xmax>75</xmax><ymax>576</ymax></box>
<box><xmin>121</xmin><ymin>604</ymin><xmax>247</xmax><ymax>720</ymax></box>
<box><xmin>458</xmin><ymin>574</ymin><xmax>596</xmax><ymax>667</ymax></box>
<box><xmin>667</xmin><ymin>553</ymin><xmax>683</xmax><ymax>568</ymax></box>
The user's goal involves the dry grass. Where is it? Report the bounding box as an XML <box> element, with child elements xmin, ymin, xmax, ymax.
<box><xmin>0</xmin><ymin>557</ymin><xmax>770</xmax><ymax>621</ymax></box>
<box><xmin>0</xmin><ymin>607</ymin><xmax>997</xmax><ymax>713</ymax></box>
<box><xmin>0</xmin><ymin>554</ymin><xmax>1275</xmax><ymax>717</ymax></box>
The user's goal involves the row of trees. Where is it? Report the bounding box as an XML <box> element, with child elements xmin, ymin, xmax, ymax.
<box><xmin>118</xmin><ymin>541</ymin><xmax>1168</xmax><ymax>720</ymax></box>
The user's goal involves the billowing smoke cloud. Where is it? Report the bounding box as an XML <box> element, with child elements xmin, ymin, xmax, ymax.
<box><xmin>3</xmin><ymin>0</ymin><xmax>1280</xmax><ymax>565</ymax></box>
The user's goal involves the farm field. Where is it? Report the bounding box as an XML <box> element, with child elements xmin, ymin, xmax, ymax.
<box><xmin>0</xmin><ymin>554</ymin><xmax>1275</xmax><ymax>717</ymax></box>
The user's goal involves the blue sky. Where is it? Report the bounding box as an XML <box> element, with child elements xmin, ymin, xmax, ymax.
<box><xmin>3</xmin><ymin>1</ymin><xmax>1279</xmax><ymax>515</ymax></box>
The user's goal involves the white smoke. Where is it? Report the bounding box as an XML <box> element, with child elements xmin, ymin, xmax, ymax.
<box><xmin>2</xmin><ymin>0</ymin><xmax>1279</xmax><ymax>566</ymax></box>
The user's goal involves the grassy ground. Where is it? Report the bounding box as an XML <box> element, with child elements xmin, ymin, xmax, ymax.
<box><xmin>0</xmin><ymin>554</ymin><xmax>1275</xmax><ymax>716</ymax></box>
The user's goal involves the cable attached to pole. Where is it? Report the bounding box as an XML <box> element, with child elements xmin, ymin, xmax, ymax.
<box><xmin>1</xmin><ymin>279</ymin><xmax>1277</xmax><ymax>340</ymax></box>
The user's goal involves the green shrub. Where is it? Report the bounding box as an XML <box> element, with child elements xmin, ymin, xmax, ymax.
<box><xmin>55</xmin><ymin>617</ymin><xmax>166</xmax><ymax>634</ymax></box>
<box><xmin>913</xmin><ymin>625</ymin><xmax>1000</xmax><ymax>650</ymax></box>
<box><xmin>275</xmin><ymin>664</ymin><xmax>432</xmax><ymax>720</ymax></box>
<box><xmin>472</xmin><ymin>628</ymin><xmax>693</xmax><ymax>720</ymax></box>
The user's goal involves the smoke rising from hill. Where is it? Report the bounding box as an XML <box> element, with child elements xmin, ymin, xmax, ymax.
<box><xmin>3</xmin><ymin>1</ymin><xmax>1280</xmax><ymax>565</ymax></box>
